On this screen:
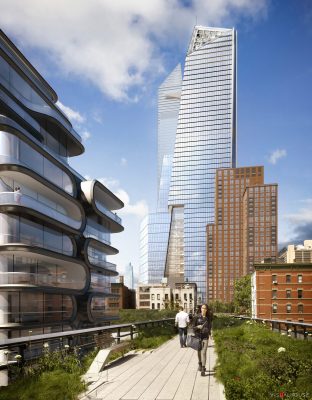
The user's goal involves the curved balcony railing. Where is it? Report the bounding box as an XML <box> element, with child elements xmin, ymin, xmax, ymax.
<box><xmin>0</xmin><ymin>153</ymin><xmax>74</xmax><ymax>195</ymax></box>
<box><xmin>0</xmin><ymin>230</ymin><xmax>74</xmax><ymax>257</ymax></box>
<box><xmin>84</xmin><ymin>221</ymin><xmax>111</xmax><ymax>245</ymax></box>
<box><xmin>0</xmin><ymin>60</ymin><xmax>82</xmax><ymax>144</ymax></box>
<box><xmin>0</xmin><ymin>192</ymin><xmax>81</xmax><ymax>230</ymax></box>
<box><xmin>0</xmin><ymin>272</ymin><xmax>84</xmax><ymax>290</ymax></box>
<box><xmin>94</xmin><ymin>200</ymin><xmax>122</xmax><ymax>225</ymax></box>
<box><xmin>87</xmin><ymin>256</ymin><xmax>117</xmax><ymax>272</ymax></box>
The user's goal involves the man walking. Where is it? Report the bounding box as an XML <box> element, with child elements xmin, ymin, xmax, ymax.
<box><xmin>175</xmin><ymin>306</ymin><xmax>189</xmax><ymax>348</ymax></box>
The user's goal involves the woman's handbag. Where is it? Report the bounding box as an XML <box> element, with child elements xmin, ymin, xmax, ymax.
<box><xmin>187</xmin><ymin>334</ymin><xmax>202</xmax><ymax>351</ymax></box>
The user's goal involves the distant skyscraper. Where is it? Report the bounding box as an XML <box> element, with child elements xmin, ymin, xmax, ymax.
<box><xmin>124</xmin><ymin>262</ymin><xmax>134</xmax><ymax>289</ymax></box>
<box><xmin>207</xmin><ymin>166</ymin><xmax>278</xmax><ymax>302</ymax></box>
<box><xmin>168</xmin><ymin>26</ymin><xmax>237</xmax><ymax>302</ymax></box>
<box><xmin>139</xmin><ymin>65</ymin><xmax>182</xmax><ymax>284</ymax></box>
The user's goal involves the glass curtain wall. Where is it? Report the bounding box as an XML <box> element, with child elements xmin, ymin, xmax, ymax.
<box><xmin>139</xmin><ymin>65</ymin><xmax>182</xmax><ymax>284</ymax></box>
<box><xmin>168</xmin><ymin>27</ymin><xmax>237</xmax><ymax>301</ymax></box>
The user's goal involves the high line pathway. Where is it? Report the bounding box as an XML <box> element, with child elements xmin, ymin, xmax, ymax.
<box><xmin>81</xmin><ymin>335</ymin><xmax>226</xmax><ymax>400</ymax></box>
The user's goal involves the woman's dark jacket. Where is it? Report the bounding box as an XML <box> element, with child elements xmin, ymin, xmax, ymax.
<box><xmin>192</xmin><ymin>313</ymin><xmax>213</xmax><ymax>340</ymax></box>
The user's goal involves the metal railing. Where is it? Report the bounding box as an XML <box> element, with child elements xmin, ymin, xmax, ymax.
<box><xmin>0</xmin><ymin>318</ymin><xmax>175</xmax><ymax>367</ymax></box>
<box><xmin>233</xmin><ymin>315</ymin><xmax>312</xmax><ymax>339</ymax></box>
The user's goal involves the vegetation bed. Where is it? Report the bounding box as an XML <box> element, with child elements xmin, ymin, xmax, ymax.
<box><xmin>0</xmin><ymin>310</ymin><xmax>175</xmax><ymax>400</ymax></box>
<box><xmin>213</xmin><ymin>316</ymin><xmax>312</xmax><ymax>400</ymax></box>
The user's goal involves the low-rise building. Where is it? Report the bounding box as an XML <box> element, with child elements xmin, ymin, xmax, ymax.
<box><xmin>106</xmin><ymin>276</ymin><xmax>136</xmax><ymax>310</ymax></box>
<box><xmin>279</xmin><ymin>240</ymin><xmax>312</xmax><ymax>263</ymax></box>
<box><xmin>251</xmin><ymin>263</ymin><xmax>312</xmax><ymax>323</ymax></box>
<box><xmin>137</xmin><ymin>281</ymin><xmax>196</xmax><ymax>312</ymax></box>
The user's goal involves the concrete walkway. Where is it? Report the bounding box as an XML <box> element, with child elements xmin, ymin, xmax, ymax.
<box><xmin>81</xmin><ymin>335</ymin><xmax>226</xmax><ymax>400</ymax></box>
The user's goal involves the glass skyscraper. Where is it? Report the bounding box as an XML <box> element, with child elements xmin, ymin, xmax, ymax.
<box><xmin>140</xmin><ymin>26</ymin><xmax>237</xmax><ymax>302</ymax></box>
<box><xmin>139</xmin><ymin>65</ymin><xmax>182</xmax><ymax>284</ymax></box>
<box><xmin>168</xmin><ymin>26</ymin><xmax>237</xmax><ymax>302</ymax></box>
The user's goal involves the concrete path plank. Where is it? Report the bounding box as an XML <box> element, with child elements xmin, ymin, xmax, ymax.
<box><xmin>156</xmin><ymin>348</ymin><xmax>194</xmax><ymax>400</ymax></box>
<box><xmin>80</xmin><ymin>335</ymin><xmax>226</xmax><ymax>400</ymax></box>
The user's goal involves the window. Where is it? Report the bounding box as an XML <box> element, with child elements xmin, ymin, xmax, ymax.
<box><xmin>272</xmin><ymin>304</ymin><xmax>277</xmax><ymax>313</ymax></box>
<box><xmin>286</xmin><ymin>290</ymin><xmax>291</xmax><ymax>299</ymax></box>
<box><xmin>286</xmin><ymin>304</ymin><xmax>291</xmax><ymax>313</ymax></box>
<box><xmin>175</xmin><ymin>293</ymin><xmax>179</xmax><ymax>300</ymax></box>
<box><xmin>157</xmin><ymin>303</ymin><xmax>160</xmax><ymax>310</ymax></box>
<box><xmin>272</xmin><ymin>275</ymin><xmax>277</xmax><ymax>284</ymax></box>
<box><xmin>298</xmin><ymin>290</ymin><xmax>303</xmax><ymax>299</ymax></box>
<box><xmin>286</xmin><ymin>274</ymin><xmax>291</xmax><ymax>283</ymax></box>
<box><xmin>298</xmin><ymin>304</ymin><xmax>303</xmax><ymax>313</ymax></box>
<box><xmin>298</xmin><ymin>275</ymin><xmax>303</xmax><ymax>283</ymax></box>
<box><xmin>151</xmin><ymin>294</ymin><xmax>155</xmax><ymax>300</ymax></box>
<box><xmin>165</xmin><ymin>294</ymin><xmax>169</xmax><ymax>300</ymax></box>
<box><xmin>184</xmin><ymin>293</ymin><xmax>187</xmax><ymax>301</ymax></box>
<box><xmin>151</xmin><ymin>303</ymin><xmax>155</xmax><ymax>309</ymax></box>
<box><xmin>272</xmin><ymin>290</ymin><xmax>277</xmax><ymax>299</ymax></box>
<box><xmin>157</xmin><ymin>294</ymin><xmax>160</xmax><ymax>300</ymax></box>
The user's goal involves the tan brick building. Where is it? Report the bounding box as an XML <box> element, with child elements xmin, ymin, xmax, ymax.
<box><xmin>251</xmin><ymin>263</ymin><xmax>312</xmax><ymax>323</ymax></box>
<box><xmin>207</xmin><ymin>166</ymin><xmax>278</xmax><ymax>302</ymax></box>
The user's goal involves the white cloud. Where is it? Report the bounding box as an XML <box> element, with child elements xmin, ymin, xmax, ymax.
<box><xmin>268</xmin><ymin>148</ymin><xmax>287</xmax><ymax>165</ymax></box>
<box><xmin>0</xmin><ymin>0</ymin><xmax>267</xmax><ymax>101</ymax></box>
<box><xmin>285</xmin><ymin>199</ymin><xmax>312</xmax><ymax>224</ymax></box>
<box><xmin>80</xmin><ymin>130</ymin><xmax>91</xmax><ymax>142</ymax></box>
<box><xmin>97</xmin><ymin>177</ymin><xmax>148</xmax><ymax>218</ymax></box>
<box><xmin>120</xmin><ymin>157</ymin><xmax>127</xmax><ymax>167</ymax></box>
<box><xmin>92</xmin><ymin>111</ymin><xmax>103</xmax><ymax>124</ymax></box>
<box><xmin>56</xmin><ymin>101</ymin><xmax>85</xmax><ymax>123</ymax></box>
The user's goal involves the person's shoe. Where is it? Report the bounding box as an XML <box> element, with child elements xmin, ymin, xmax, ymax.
<box><xmin>198</xmin><ymin>362</ymin><xmax>202</xmax><ymax>371</ymax></box>
<box><xmin>201</xmin><ymin>367</ymin><xmax>206</xmax><ymax>376</ymax></box>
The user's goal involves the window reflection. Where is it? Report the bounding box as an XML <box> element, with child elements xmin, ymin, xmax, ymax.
<box><xmin>6</xmin><ymin>291</ymin><xmax>74</xmax><ymax>324</ymax></box>
<box><xmin>0</xmin><ymin>213</ymin><xmax>74</xmax><ymax>256</ymax></box>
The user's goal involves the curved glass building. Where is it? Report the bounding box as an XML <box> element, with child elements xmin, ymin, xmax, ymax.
<box><xmin>0</xmin><ymin>30</ymin><xmax>124</xmax><ymax>347</ymax></box>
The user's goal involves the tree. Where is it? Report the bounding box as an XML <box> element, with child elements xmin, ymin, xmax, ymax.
<box><xmin>233</xmin><ymin>275</ymin><xmax>251</xmax><ymax>316</ymax></box>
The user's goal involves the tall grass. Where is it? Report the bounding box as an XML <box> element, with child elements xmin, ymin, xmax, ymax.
<box><xmin>213</xmin><ymin>316</ymin><xmax>312</xmax><ymax>400</ymax></box>
<box><xmin>0</xmin><ymin>318</ymin><xmax>175</xmax><ymax>400</ymax></box>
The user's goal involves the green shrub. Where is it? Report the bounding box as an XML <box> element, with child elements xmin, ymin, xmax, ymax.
<box><xmin>213</xmin><ymin>317</ymin><xmax>312</xmax><ymax>399</ymax></box>
<box><xmin>0</xmin><ymin>371</ymin><xmax>85</xmax><ymax>400</ymax></box>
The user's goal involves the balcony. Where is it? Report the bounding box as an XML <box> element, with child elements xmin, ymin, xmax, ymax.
<box><xmin>0</xmin><ymin>191</ymin><xmax>82</xmax><ymax>231</ymax></box>
<box><xmin>0</xmin><ymin>169</ymin><xmax>84</xmax><ymax>232</ymax></box>
<box><xmin>0</xmin><ymin>246</ymin><xmax>89</xmax><ymax>293</ymax></box>
<box><xmin>83</xmin><ymin>238</ymin><xmax>118</xmax><ymax>275</ymax></box>
<box><xmin>0</xmin><ymin>130</ymin><xmax>75</xmax><ymax>194</ymax></box>
<box><xmin>81</xmin><ymin>180</ymin><xmax>123</xmax><ymax>233</ymax></box>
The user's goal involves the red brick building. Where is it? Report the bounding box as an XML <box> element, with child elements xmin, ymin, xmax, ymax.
<box><xmin>251</xmin><ymin>263</ymin><xmax>312</xmax><ymax>323</ymax></box>
<box><xmin>207</xmin><ymin>166</ymin><xmax>278</xmax><ymax>302</ymax></box>
<box><xmin>106</xmin><ymin>276</ymin><xmax>136</xmax><ymax>311</ymax></box>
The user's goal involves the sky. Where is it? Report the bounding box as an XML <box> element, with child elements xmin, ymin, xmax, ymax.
<box><xmin>0</xmin><ymin>0</ymin><xmax>311</xmax><ymax>279</ymax></box>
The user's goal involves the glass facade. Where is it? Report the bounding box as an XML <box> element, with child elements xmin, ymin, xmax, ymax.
<box><xmin>139</xmin><ymin>65</ymin><xmax>182</xmax><ymax>284</ymax></box>
<box><xmin>168</xmin><ymin>27</ymin><xmax>236</xmax><ymax>301</ymax></box>
<box><xmin>0</xmin><ymin>30</ymin><xmax>123</xmax><ymax>348</ymax></box>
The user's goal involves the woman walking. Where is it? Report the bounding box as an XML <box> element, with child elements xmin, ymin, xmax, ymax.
<box><xmin>192</xmin><ymin>304</ymin><xmax>213</xmax><ymax>376</ymax></box>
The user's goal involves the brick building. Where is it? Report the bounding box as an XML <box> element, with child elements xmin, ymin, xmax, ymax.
<box><xmin>106</xmin><ymin>276</ymin><xmax>136</xmax><ymax>310</ymax></box>
<box><xmin>207</xmin><ymin>166</ymin><xmax>278</xmax><ymax>302</ymax></box>
<box><xmin>251</xmin><ymin>263</ymin><xmax>312</xmax><ymax>323</ymax></box>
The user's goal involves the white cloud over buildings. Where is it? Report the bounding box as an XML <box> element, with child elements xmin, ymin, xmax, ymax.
<box><xmin>0</xmin><ymin>0</ymin><xmax>267</xmax><ymax>101</ymax></box>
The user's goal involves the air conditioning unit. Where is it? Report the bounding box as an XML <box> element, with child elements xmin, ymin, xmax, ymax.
<box><xmin>272</xmin><ymin>280</ymin><xmax>278</xmax><ymax>284</ymax></box>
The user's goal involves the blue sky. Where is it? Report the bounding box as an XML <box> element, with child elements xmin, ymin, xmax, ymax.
<box><xmin>1</xmin><ymin>0</ymin><xmax>311</xmax><ymax>278</ymax></box>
